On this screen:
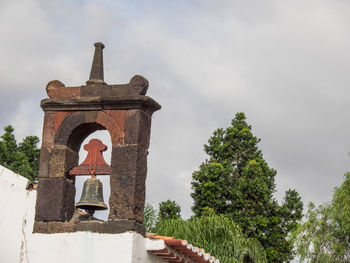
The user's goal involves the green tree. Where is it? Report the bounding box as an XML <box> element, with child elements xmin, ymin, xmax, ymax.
<box><xmin>154</xmin><ymin>213</ymin><xmax>267</xmax><ymax>263</ymax></box>
<box><xmin>144</xmin><ymin>203</ymin><xmax>158</xmax><ymax>232</ymax></box>
<box><xmin>293</xmin><ymin>172</ymin><xmax>350</xmax><ymax>262</ymax></box>
<box><xmin>191</xmin><ymin>113</ymin><xmax>303</xmax><ymax>262</ymax></box>
<box><xmin>0</xmin><ymin>125</ymin><xmax>17</xmax><ymax>166</ymax></box>
<box><xmin>158</xmin><ymin>200</ymin><xmax>181</xmax><ymax>220</ymax></box>
<box><xmin>0</xmin><ymin>125</ymin><xmax>40</xmax><ymax>182</ymax></box>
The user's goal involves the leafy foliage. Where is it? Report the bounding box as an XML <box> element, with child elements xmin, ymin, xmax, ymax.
<box><xmin>0</xmin><ymin>125</ymin><xmax>40</xmax><ymax>182</ymax></box>
<box><xmin>154</xmin><ymin>213</ymin><xmax>267</xmax><ymax>263</ymax></box>
<box><xmin>191</xmin><ymin>113</ymin><xmax>303</xmax><ymax>262</ymax></box>
<box><xmin>293</xmin><ymin>172</ymin><xmax>350</xmax><ymax>262</ymax></box>
<box><xmin>144</xmin><ymin>203</ymin><xmax>158</xmax><ymax>232</ymax></box>
<box><xmin>158</xmin><ymin>199</ymin><xmax>181</xmax><ymax>220</ymax></box>
<box><xmin>144</xmin><ymin>200</ymin><xmax>181</xmax><ymax>232</ymax></box>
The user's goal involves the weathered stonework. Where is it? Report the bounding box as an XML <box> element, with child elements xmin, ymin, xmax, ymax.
<box><xmin>125</xmin><ymin>109</ymin><xmax>152</xmax><ymax>148</ymax></box>
<box><xmin>35</xmin><ymin>177</ymin><xmax>75</xmax><ymax>222</ymax></box>
<box><xmin>49</xmin><ymin>145</ymin><xmax>78</xmax><ymax>178</ymax></box>
<box><xmin>34</xmin><ymin>42</ymin><xmax>160</xmax><ymax>235</ymax></box>
<box><xmin>33</xmin><ymin>220</ymin><xmax>145</xmax><ymax>235</ymax></box>
<box><xmin>109</xmin><ymin>145</ymin><xmax>148</xmax><ymax>222</ymax></box>
<box><xmin>46</xmin><ymin>80</ymin><xmax>81</xmax><ymax>98</ymax></box>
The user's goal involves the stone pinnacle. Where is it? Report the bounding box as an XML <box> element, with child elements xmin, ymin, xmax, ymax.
<box><xmin>86</xmin><ymin>42</ymin><xmax>105</xmax><ymax>85</ymax></box>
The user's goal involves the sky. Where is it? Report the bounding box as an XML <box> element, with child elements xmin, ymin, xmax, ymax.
<box><xmin>0</xmin><ymin>0</ymin><xmax>350</xmax><ymax>219</ymax></box>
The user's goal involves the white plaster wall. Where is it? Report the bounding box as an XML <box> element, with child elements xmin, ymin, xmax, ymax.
<box><xmin>0</xmin><ymin>165</ymin><xmax>36</xmax><ymax>263</ymax></box>
<box><xmin>132</xmin><ymin>232</ymin><xmax>166</xmax><ymax>263</ymax></box>
<box><xmin>145</xmin><ymin>239</ymin><xmax>168</xmax><ymax>263</ymax></box>
<box><xmin>0</xmin><ymin>165</ymin><xmax>166</xmax><ymax>263</ymax></box>
<box><xmin>28</xmin><ymin>232</ymin><xmax>135</xmax><ymax>263</ymax></box>
<box><xmin>27</xmin><ymin>231</ymin><xmax>166</xmax><ymax>263</ymax></box>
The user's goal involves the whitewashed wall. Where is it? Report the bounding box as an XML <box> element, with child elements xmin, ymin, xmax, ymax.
<box><xmin>0</xmin><ymin>165</ymin><xmax>164</xmax><ymax>263</ymax></box>
<box><xmin>0</xmin><ymin>165</ymin><xmax>36</xmax><ymax>263</ymax></box>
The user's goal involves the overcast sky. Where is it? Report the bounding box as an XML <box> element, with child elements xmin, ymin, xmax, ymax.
<box><xmin>1</xmin><ymin>0</ymin><xmax>350</xmax><ymax>218</ymax></box>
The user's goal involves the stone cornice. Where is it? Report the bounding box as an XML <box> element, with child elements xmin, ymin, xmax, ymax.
<box><xmin>41</xmin><ymin>95</ymin><xmax>161</xmax><ymax>115</ymax></box>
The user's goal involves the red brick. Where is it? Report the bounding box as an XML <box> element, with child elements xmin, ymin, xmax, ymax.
<box><xmin>105</xmin><ymin>110</ymin><xmax>126</xmax><ymax>132</ymax></box>
<box><xmin>96</xmin><ymin>110</ymin><xmax>126</xmax><ymax>145</ymax></box>
<box><xmin>54</xmin><ymin>112</ymin><xmax>76</xmax><ymax>132</ymax></box>
<box><xmin>41</xmin><ymin>112</ymin><xmax>56</xmax><ymax>148</ymax></box>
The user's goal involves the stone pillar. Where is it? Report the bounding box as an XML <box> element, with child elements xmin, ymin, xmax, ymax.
<box><xmin>109</xmin><ymin>109</ymin><xmax>152</xmax><ymax>222</ymax></box>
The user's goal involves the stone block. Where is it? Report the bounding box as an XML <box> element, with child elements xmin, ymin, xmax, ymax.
<box><xmin>125</xmin><ymin>109</ymin><xmax>152</xmax><ymax>149</ymax></box>
<box><xmin>66</xmin><ymin>178</ymin><xmax>76</xmax><ymax>220</ymax></box>
<box><xmin>46</xmin><ymin>80</ymin><xmax>81</xmax><ymax>98</ymax></box>
<box><xmin>76</xmin><ymin>220</ymin><xmax>145</xmax><ymax>235</ymax></box>
<box><xmin>46</xmin><ymin>80</ymin><xmax>65</xmax><ymax>97</ymax></box>
<box><xmin>81</xmin><ymin>84</ymin><xmax>103</xmax><ymax>97</ymax></box>
<box><xmin>35</xmin><ymin>177</ymin><xmax>75</xmax><ymax>222</ymax></box>
<box><xmin>49</xmin><ymin>145</ymin><xmax>78</xmax><ymax>177</ymax></box>
<box><xmin>38</xmin><ymin>147</ymin><xmax>51</xmax><ymax>178</ymax></box>
<box><xmin>109</xmin><ymin>145</ymin><xmax>148</xmax><ymax>222</ymax></box>
<box><xmin>96</xmin><ymin>110</ymin><xmax>126</xmax><ymax>145</ymax></box>
<box><xmin>84</xmin><ymin>111</ymin><xmax>98</xmax><ymax>123</ymax></box>
<box><xmin>101</xmin><ymin>75</ymin><xmax>148</xmax><ymax>97</ymax></box>
<box><xmin>96</xmin><ymin>111</ymin><xmax>117</xmax><ymax>134</ymax></box>
<box><xmin>33</xmin><ymin>220</ymin><xmax>145</xmax><ymax>235</ymax></box>
<box><xmin>41</xmin><ymin>112</ymin><xmax>56</xmax><ymax>148</ymax></box>
<box><xmin>54</xmin><ymin>112</ymin><xmax>71</xmax><ymax>132</ymax></box>
<box><xmin>55</xmin><ymin>112</ymin><xmax>86</xmax><ymax>151</ymax></box>
<box><xmin>129</xmin><ymin>75</ymin><xmax>148</xmax><ymax>95</ymax></box>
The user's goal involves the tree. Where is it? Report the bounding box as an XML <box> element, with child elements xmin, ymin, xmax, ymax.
<box><xmin>154</xmin><ymin>212</ymin><xmax>267</xmax><ymax>263</ymax></box>
<box><xmin>191</xmin><ymin>113</ymin><xmax>303</xmax><ymax>262</ymax></box>
<box><xmin>0</xmin><ymin>125</ymin><xmax>17</xmax><ymax>166</ymax></box>
<box><xmin>293</xmin><ymin>172</ymin><xmax>350</xmax><ymax>262</ymax></box>
<box><xmin>0</xmin><ymin>125</ymin><xmax>40</xmax><ymax>182</ymax></box>
<box><xmin>144</xmin><ymin>203</ymin><xmax>158</xmax><ymax>232</ymax></box>
<box><xmin>158</xmin><ymin>200</ymin><xmax>181</xmax><ymax>220</ymax></box>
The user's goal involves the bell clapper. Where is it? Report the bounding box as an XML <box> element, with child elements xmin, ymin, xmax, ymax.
<box><xmin>86</xmin><ymin>209</ymin><xmax>95</xmax><ymax>218</ymax></box>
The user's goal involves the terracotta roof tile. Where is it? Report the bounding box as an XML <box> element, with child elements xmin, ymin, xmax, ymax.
<box><xmin>147</xmin><ymin>233</ymin><xmax>220</xmax><ymax>263</ymax></box>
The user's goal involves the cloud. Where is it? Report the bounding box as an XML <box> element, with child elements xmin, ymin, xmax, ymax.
<box><xmin>0</xmin><ymin>0</ymin><xmax>350</xmax><ymax>218</ymax></box>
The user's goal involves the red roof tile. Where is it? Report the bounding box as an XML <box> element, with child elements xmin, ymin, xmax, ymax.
<box><xmin>147</xmin><ymin>233</ymin><xmax>220</xmax><ymax>263</ymax></box>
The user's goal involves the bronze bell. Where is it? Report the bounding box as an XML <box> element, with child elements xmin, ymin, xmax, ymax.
<box><xmin>76</xmin><ymin>177</ymin><xmax>108</xmax><ymax>212</ymax></box>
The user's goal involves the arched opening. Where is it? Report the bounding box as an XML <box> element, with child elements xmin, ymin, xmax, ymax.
<box><xmin>54</xmin><ymin>112</ymin><xmax>123</xmax><ymax>222</ymax></box>
<box><xmin>74</xmin><ymin>129</ymin><xmax>112</xmax><ymax>221</ymax></box>
<box><xmin>67</xmin><ymin>122</ymin><xmax>105</xmax><ymax>153</ymax></box>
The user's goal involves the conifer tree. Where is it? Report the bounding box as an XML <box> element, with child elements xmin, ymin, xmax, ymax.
<box><xmin>191</xmin><ymin>113</ymin><xmax>303</xmax><ymax>262</ymax></box>
<box><xmin>158</xmin><ymin>200</ymin><xmax>181</xmax><ymax>220</ymax></box>
<box><xmin>0</xmin><ymin>125</ymin><xmax>40</xmax><ymax>182</ymax></box>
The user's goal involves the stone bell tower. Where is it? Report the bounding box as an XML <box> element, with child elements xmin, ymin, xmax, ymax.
<box><xmin>34</xmin><ymin>42</ymin><xmax>161</xmax><ymax>234</ymax></box>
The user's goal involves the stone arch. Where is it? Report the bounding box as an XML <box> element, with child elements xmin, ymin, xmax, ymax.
<box><xmin>55</xmin><ymin>110</ymin><xmax>125</xmax><ymax>153</ymax></box>
<box><xmin>95</xmin><ymin>110</ymin><xmax>125</xmax><ymax>146</ymax></box>
<box><xmin>66</xmin><ymin>122</ymin><xmax>106</xmax><ymax>153</ymax></box>
<box><xmin>48</xmin><ymin>110</ymin><xmax>123</xmax><ymax>222</ymax></box>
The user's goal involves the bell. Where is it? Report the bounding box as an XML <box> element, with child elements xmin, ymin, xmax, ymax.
<box><xmin>76</xmin><ymin>177</ymin><xmax>108</xmax><ymax>212</ymax></box>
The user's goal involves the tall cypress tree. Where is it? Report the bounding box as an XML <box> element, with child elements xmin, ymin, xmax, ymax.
<box><xmin>191</xmin><ymin>113</ymin><xmax>303</xmax><ymax>262</ymax></box>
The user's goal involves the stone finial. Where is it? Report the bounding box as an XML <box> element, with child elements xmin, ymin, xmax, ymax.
<box><xmin>86</xmin><ymin>42</ymin><xmax>105</xmax><ymax>85</ymax></box>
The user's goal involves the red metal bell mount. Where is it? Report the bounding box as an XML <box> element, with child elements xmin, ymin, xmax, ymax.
<box><xmin>69</xmin><ymin>139</ymin><xmax>111</xmax><ymax>176</ymax></box>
